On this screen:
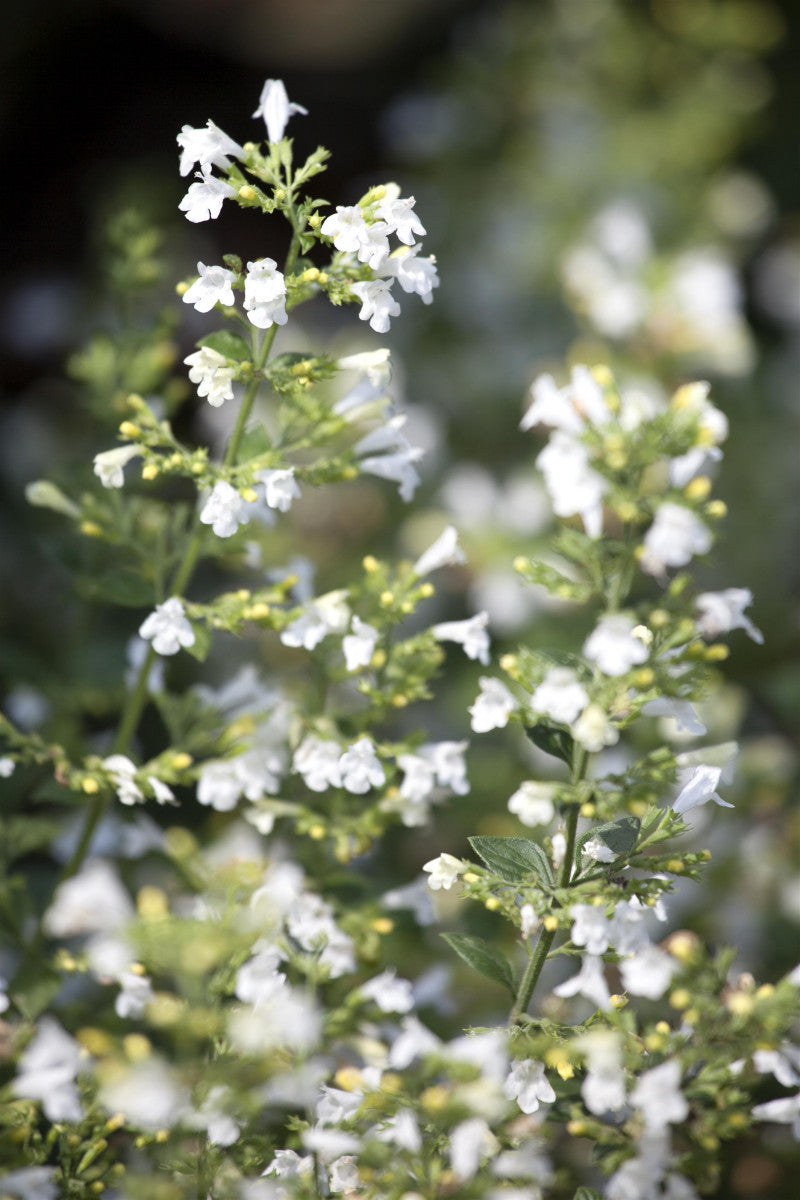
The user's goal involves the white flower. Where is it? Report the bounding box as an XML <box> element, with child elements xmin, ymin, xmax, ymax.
<box><xmin>508</xmin><ymin>780</ymin><xmax>556</xmax><ymax>827</ymax></box>
<box><xmin>139</xmin><ymin>597</ymin><xmax>195</xmax><ymax>656</ymax></box>
<box><xmin>520</xmin><ymin>903</ymin><xmax>539</xmax><ymax>938</ymax></box>
<box><xmin>93</xmin><ymin>444</ymin><xmax>142</xmax><ymax>488</ymax></box>
<box><xmin>12</xmin><ymin>1019</ymin><xmax>83</xmax><ymax>1123</ymax></box>
<box><xmin>286</xmin><ymin>894</ymin><xmax>355</xmax><ymax>978</ymax></box>
<box><xmin>570</xmin><ymin>904</ymin><xmax>613</xmax><ymax>955</ymax></box>
<box><xmin>99</xmin><ymin>1059</ymin><xmax>187</xmax><ymax>1130</ymax></box>
<box><xmin>553</xmin><ymin>954</ymin><xmax>611</xmax><ymax>1010</ymax></box>
<box><xmin>424</xmin><ymin>740</ymin><xmax>470</xmax><ymax>794</ymax></box>
<box><xmin>572</xmin><ymin>703</ymin><xmax>620</xmax><ymax>753</ymax></box>
<box><xmin>321</xmin><ymin>205</ymin><xmax>370</xmax><ymax>253</ymax></box>
<box><xmin>177</xmin><ymin>120</ymin><xmax>243</xmax><ymax>177</ymax></box>
<box><xmin>413</xmin><ymin>524</ymin><xmax>465</xmax><ymax>575</ymax></box>
<box><xmin>432</xmin><ymin>611</ymin><xmax>490</xmax><ymax>664</ymax></box>
<box><xmin>470</xmin><ymin>676</ymin><xmax>518</xmax><ymax>732</ymax></box>
<box><xmin>361</xmin><ymin>968</ymin><xmax>414</xmax><ymax>1013</ymax></box>
<box><xmin>258</xmin><ymin>467</ymin><xmax>300</xmax><ymax>512</ymax></box>
<box><xmin>293</xmin><ymin>735</ymin><xmax>343</xmax><ymax>792</ymax></box>
<box><xmin>43</xmin><ymin>858</ymin><xmax>133</xmax><ymax>936</ymax></box>
<box><xmin>372</xmin><ymin>1109</ymin><xmax>422</xmax><ymax>1153</ymax></box>
<box><xmin>329</xmin><ymin>1156</ymin><xmax>360</xmax><ymax>1194</ymax></box>
<box><xmin>337</xmin><ymin>347</ymin><xmax>392</xmax><ymax>386</ymax></box>
<box><xmin>190</xmin><ymin>1086</ymin><xmax>240</xmax><ymax>1148</ymax></box>
<box><xmin>530</xmin><ymin>666</ymin><xmax>588</xmax><ymax>725</ymax></box>
<box><xmin>579</xmin><ymin>1031</ymin><xmax>627</xmax><ymax>1116</ymax></box>
<box><xmin>184</xmin><ymin>346</ymin><xmax>236</xmax><ymax>407</ymax></box>
<box><xmin>235</xmin><ymin>947</ymin><xmax>286</xmax><ymax>1007</ymax></box>
<box><xmin>641</xmin><ymin>696</ymin><xmax>706</xmax><ymax>736</ymax></box>
<box><xmin>450</xmin><ymin>1118</ymin><xmax>498</xmax><ymax>1182</ymax></box>
<box><xmin>351</xmin><ymin>279</ymin><xmax>400</xmax><ymax>333</ymax></box>
<box><xmin>753</xmin><ymin>1044</ymin><xmax>800</xmax><ymax>1088</ymax></box>
<box><xmin>503</xmin><ymin>1059</ymin><xmax>556</xmax><ymax>1114</ymax></box>
<box><xmin>183</xmin><ymin>262</ymin><xmax>236</xmax><ymax>312</ymax></box>
<box><xmin>356</xmin><ymin>418</ymin><xmax>424</xmax><ymax>500</ymax></box>
<box><xmin>696</xmin><ymin>588</ymin><xmax>763</xmax><ymax>644</ymax></box>
<box><xmin>388</xmin><ymin>1016</ymin><xmax>441</xmax><ymax>1068</ymax></box>
<box><xmin>752</xmin><ymin>1093</ymin><xmax>800</xmax><ymax>1137</ymax></box>
<box><xmin>252</xmin><ymin>78</ymin><xmax>308</xmax><ymax>143</ymax></box>
<box><xmin>620</xmin><ymin>945</ymin><xmax>679</xmax><ymax>999</ymax></box>
<box><xmin>178</xmin><ymin>168</ymin><xmax>237</xmax><ymax>223</ymax></box>
<box><xmin>0</xmin><ymin>1166</ymin><xmax>58</xmax><ymax>1200</ymax></box>
<box><xmin>584</xmin><ymin>613</ymin><xmax>650</xmax><ymax>676</ymax></box>
<box><xmin>357</xmin><ymin>220</ymin><xmax>391</xmax><ymax>269</ymax></box>
<box><xmin>281</xmin><ymin>591</ymin><xmax>350</xmax><ymax>651</ymax></box>
<box><xmin>375</xmin><ymin>194</ymin><xmax>426</xmax><ymax>244</ymax></box>
<box><xmin>536</xmin><ymin>433</ymin><xmax>607</xmax><ymax>539</ymax></box>
<box><xmin>668</xmin><ymin>444</ymin><xmax>723</xmax><ymax>487</ymax></box>
<box><xmin>339</xmin><ymin>737</ymin><xmax>385</xmax><ymax>794</ymax></box>
<box><xmin>200</xmin><ymin>480</ymin><xmax>254</xmax><ymax>538</ymax></box>
<box><xmin>422</xmin><ymin>852</ymin><xmax>464</xmax><ymax>891</ymax></box>
<box><xmin>115</xmin><ymin>971</ymin><xmax>154</xmax><ymax>1019</ymax></box>
<box><xmin>607</xmin><ymin>898</ymin><xmax>651</xmax><ymax>955</ymax></box>
<box><xmin>0</xmin><ymin>756</ymin><xmax>15</xmax><ymax>777</ymax></box>
<box><xmin>244</xmin><ymin>259</ymin><xmax>288</xmax><ymax>329</ymax></box>
<box><xmin>581</xmin><ymin>836</ymin><xmax>618</xmax><ymax>863</ymax></box>
<box><xmin>342</xmin><ymin>616</ymin><xmax>380</xmax><ymax>671</ymax></box>
<box><xmin>630</xmin><ymin>1060</ymin><xmax>688</xmax><ymax>1130</ymax></box>
<box><xmin>673</xmin><ymin>764</ymin><xmax>733</xmax><ymax>814</ymax></box>
<box><xmin>265</xmin><ymin>1149</ymin><xmax>313</xmax><ymax>1179</ymax></box>
<box><xmin>387</xmin><ymin>244</ymin><xmax>439</xmax><ymax>302</ymax></box>
<box><xmin>521</xmin><ymin>372</ymin><xmax>585</xmax><ymax>435</ymax></box>
<box><xmin>640</xmin><ymin>502</ymin><xmax>712</xmax><ymax>576</ymax></box>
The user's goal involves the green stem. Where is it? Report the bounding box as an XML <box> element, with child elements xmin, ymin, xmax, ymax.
<box><xmin>39</xmin><ymin>243</ymin><xmax>295</xmax><ymax>901</ymax></box>
<box><xmin>509</xmin><ymin>750</ymin><xmax>585</xmax><ymax>1024</ymax></box>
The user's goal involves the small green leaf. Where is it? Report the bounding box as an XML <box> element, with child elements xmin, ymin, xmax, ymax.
<box><xmin>76</xmin><ymin>568</ymin><xmax>154</xmax><ymax>607</ymax></box>
<box><xmin>11</xmin><ymin>963</ymin><xmax>62</xmax><ymax>1020</ymax></box>
<box><xmin>198</xmin><ymin>330</ymin><xmax>251</xmax><ymax>361</ymax></box>
<box><xmin>184</xmin><ymin>622</ymin><xmax>212</xmax><ymax>663</ymax></box>
<box><xmin>578</xmin><ymin>815</ymin><xmax>641</xmax><ymax>859</ymax></box>
<box><xmin>441</xmin><ymin>933</ymin><xmax>515</xmax><ymax>995</ymax></box>
<box><xmin>236</xmin><ymin>423</ymin><xmax>272</xmax><ymax>462</ymax></box>
<box><xmin>574</xmin><ymin>1189</ymin><xmax>603</xmax><ymax>1200</ymax></box>
<box><xmin>525</xmin><ymin>722</ymin><xmax>574</xmax><ymax>766</ymax></box>
<box><xmin>469</xmin><ymin>836</ymin><xmax>554</xmax><ymax>886</ymax></box>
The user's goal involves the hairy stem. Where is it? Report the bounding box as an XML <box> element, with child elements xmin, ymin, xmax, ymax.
<box><xmin>509</xmin><ymin>748</ymin><xmax>586</xmax><ymax>1024</ymax></box>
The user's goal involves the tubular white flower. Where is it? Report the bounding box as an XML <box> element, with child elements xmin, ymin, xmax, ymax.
<box><xmin>530</xmin><ymin>666</ymin><xmax>588</xmax><ymax>725</ymax></box>
<box><xmin>503</xmin><ymin>1059</ymin><xmax>556</xmax><ymax>1114</ymax></box>
<box><xmin>339</xmin><ymin>736</ymin><xmax>385</xmax><ymax>794</ymax></box>
<box><xmin>259</xmin><ymin>467</ymin><xmax>301</xmax><ymax>512</ymax></box>
<box><xmin>351</xmin><ymin>279</ymin><xmax>400</xmax><ymax>333</ymax></box>
<box><xmin>583</xmin><ymin>613</ymin><xmax>650</xmax><ymax>676</ymax></box>
<box><xmin>179</xmin><ymin>168</ymin><xmax>237</xmax><ymax>223</ymax></box>
<box><xmin>184</xmin><ymin>346</ymin><xmax>236</xmax><ymax>407</ymax></box>
<box><xmin>252</xmin><ymin>79</ymin><xmax>308</xmax><ymax>143</ymax></box>
<box><xmin>413</xmin><ymin>524</ymin><xmax>465</xmax><ymax>576</ymax></box>
<box><xmin>375</xmin><ymin>194</ymin><xmax>426</xmax><ymax>244</ymax></box>
<box><xmin>93</xmin><ymin>444</ymin><xmax>142</xmax><ymax>489</ymax></box>
<box><xmin>507</xmin><ymin>781</ymin><xmax>556</xmax><ymax>827</ymax></box>
<box><xmin>640</xmin><ymin>502</ymin><xmax>712</xmax><ymax>576</ymax></box>
<box><xmin>342</xmin><ymin>616</ymin><xmax>379</xmax><ymax>671</ymax></box>
<box><xmin>321</xmin><ymin>205</ymin><xmax>369</xmax><ymax>253</ymax></box>
<box><xmin>138</xmin><ymin>597</ymin><xmax>195</xmax><ymax>656</ymax></box>
<box><xmin>422</xmin><ymin>852</ymin><xmax>464</xmax><ymax>891</ymax></box>
<box><xmin>177</xmin><ymin>120</ymin><xmax>243</xmax><ymax>177</ymax></box>
<box><xmin>199</xmin><ymin>480</ymin><xmax>254</xmax><ymax>538</ymax></box>
<box><xmin>431</xmin><ymin>611</ymin><xmax>491</xmax><ymax>664</ymax></box>
<box><xmin>244</xmin><ymin>258</ymin><xmax>288</xmax><ymax>329</ymax></box>
<box><xmin>469</xmin><ymin>676</ymin><xmax>518</xmax><ymax>732</ymax></box>
<box><xmin>183</xmin><ymin>262</ymin><xmax>236</xmax><ymax>313</ymax></box>
<box><xmin>696</xmin><ymin>587</ymin><xmax>763</xmax><ymax>644</ymax></box>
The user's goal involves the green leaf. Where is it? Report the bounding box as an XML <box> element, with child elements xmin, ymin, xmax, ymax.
<box><xmin>469</xmin><ymin>836</ymin><xmax>554</xmax><ymax>886</ymax></box>
<box><xmin>441</xmin><ymin>933</ymin><xmax>515</xmax><ymax>995</ymax></box>
<box><xmin>198</xmin><ymin>330</ymin><xmax>251</xmax><ymax>362</ymax></box>
<box><xmin>76</xmin><ymin>568</ymin><xmax>154</xmax><ymax>607</ymax></box>
<box><xmin>11</xmin><ymin>963</ymin><xmax>62</xmax><ymax>1020</ymax></box>
<box><xmin>525</xmin><ymin>722</ymin><xmax>574</xmax><ymax>766</ymax></box>
<box><xmin>184</xmin><ymin>622</ymin><xmax>212</xmax><ymax>663</ymax></box>
<box><xmin>578</xmin><ymin>815</ymin><xmax>641</xmax><ymax>859</ymax></box>
<box><xmin>574</xmin><ymin>1189</ymin><xmax>603</xmax><ymax>1200</ymax></box>
<box><xmin>236</xmin><ymin>423</ymin><xmax>272</xmax><ymax>463</ymax></box>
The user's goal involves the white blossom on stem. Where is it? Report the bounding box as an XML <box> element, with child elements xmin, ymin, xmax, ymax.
<box><xmin>178</xmin><ymin>168</ymin><xmax>237</xmax><ymax>223</ymax></box>
<box><xmin>696</xmin><ymin>587</ymin><xmax>763</xmax><ymax>643</ymax></box>
<box><xmin>183</xmin><ymin>262</ymin><xmax>236</xmax><ymax>312</ymax></box>
<box><xmin>244</xmin><ymin>259</ymin><xmax>288</xmax><ymax>329</ymax></box>
<box><xmin>469</xmin><ymin>676</ymin><xmax>518</xmax><ymax>732</ymax></box>
<box><xmin>413</xmin><ymin>524</ymin><xmax>465</xmax><ymax>576</ymax></box>
<box><xmin>200</xmin><ymin>480</ymin><xmax>254</xmax><ymax>538</ymax></box>
<box><xmin>339</xmin><ymin>737</ymin><xmax>385</xmax><ymax>794</ymax></box>
<box><xmin>258</xmin><ymin>467</ymin><xmax>300</xmax><ymax>512</ymax></box>
<box><xmin>184</xmin><ymin>346</ymin><xmax>236</xmax><ymax>407</ymax></box>
<box><xmin>252</xmin><ymin>79</ymin><xmax>308</xmax><ymax>143</ymax></box>
<box><xmin>139</xmin><ymin>597</ymin><xmax>195</xmax><ymax>656</ymax></box>
<box><xmin>640</xmin><ymin>502</ymin><xmax>712</xmax><ymax>576</ymax></box>
<box><xmin>375</xmin><ymin>194</ymin><xmax>426</xmax><ymax>244</ymax></box>
<box><xmin>177</xmin><ymin>120</ymin><xmax>243</xmax><ymax>176</ymax></box>
<box><xmin>422</xmin><ymin>853</ymin><xmax>464</xmax><ymax>891</ymax></box>
<box><xmin>583</xmin><ymin>613</ymin><xmax>650</xmax><ymax>676</ymax></box>
<box><xmin>530</xmin><ymin>666</ymin><xmax>588</xmax><ymax>725</ymax></box>
<box><xmin>503</xmin><ymin>1059</ymin><xmax>556</xmax><ymax>1114</ymax></box>
<box><xmin>343</xmin><ymin>617</ymin><xmax>379</xmax><ymax>671</ymax></box>
<box><xmin>431</xmin><ymin>611</ymin><xmax>491</xmax><ymax>664</ymax></box>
